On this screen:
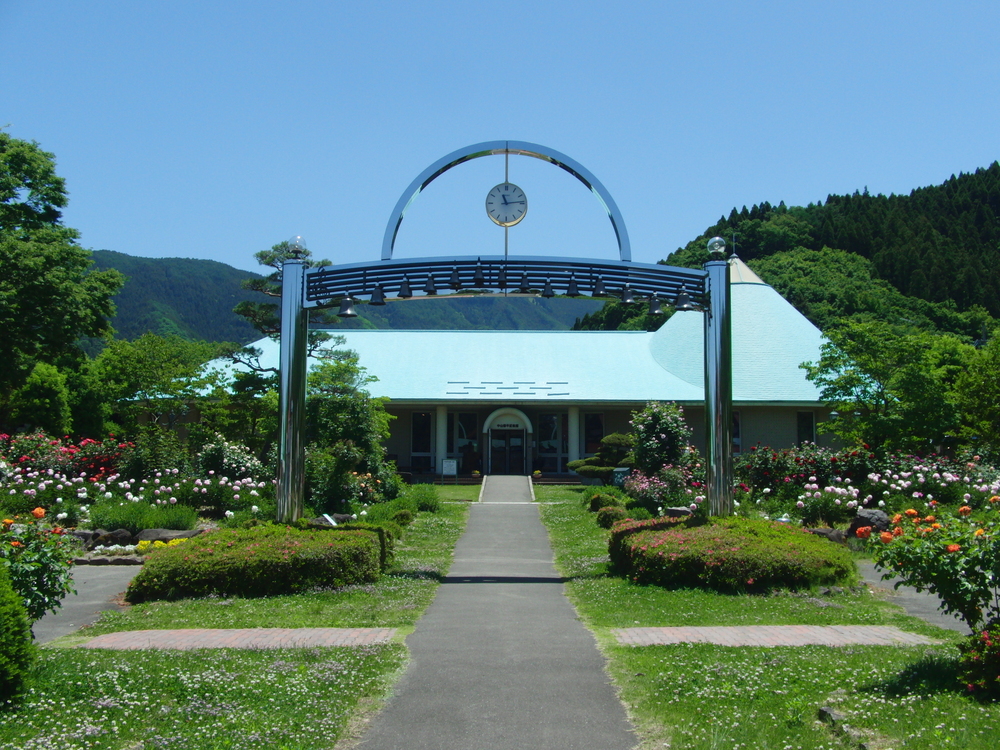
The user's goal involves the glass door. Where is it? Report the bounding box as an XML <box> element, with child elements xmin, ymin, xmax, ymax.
<box><xmin>489</xmin><ymin>429</ymin><xmax>526</xmax><ymax>475</ymax></box>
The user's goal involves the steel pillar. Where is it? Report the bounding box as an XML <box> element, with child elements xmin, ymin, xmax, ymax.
<box><xmin>703</xmin><ymin>238</ymin><xmax>733</xmax><ymax>516</ymax></box>
<box><xmin>277</xmin><ymin>252</ymin><xmax>308</xmax><ymax>523</ymax></box>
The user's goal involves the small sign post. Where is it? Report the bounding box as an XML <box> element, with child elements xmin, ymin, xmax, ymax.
<box><xmin>442</xmin><ymin>459</ymin><xmax>458</xmax><ymax>485</ymax></box>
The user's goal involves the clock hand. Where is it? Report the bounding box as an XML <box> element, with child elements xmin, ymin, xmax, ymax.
<box><xmin>501</xmin><ymin>194</ymin><xmax>509</xmax><ymax>205</ymax></box>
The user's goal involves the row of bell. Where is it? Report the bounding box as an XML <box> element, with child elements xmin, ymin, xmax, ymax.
<box><xmin>334</xmin><ymin>276</ymin><xmax>696</xmax><ymax>318</ymax></box>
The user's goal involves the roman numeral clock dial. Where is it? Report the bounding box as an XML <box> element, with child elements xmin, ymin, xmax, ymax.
<box><xmin>486</xmin><ymin>182</ymin><xmax>527</xmax><ymax>227</ymax></box>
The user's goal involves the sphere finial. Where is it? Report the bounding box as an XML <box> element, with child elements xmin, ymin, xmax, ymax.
<box><xmin>288</xmin><ymin>235</ymin><xmax>307</xmax><ymax>259</ymax></box>
<box><xmin>707</xmin><ymin>236</ymin><xmax>726</xmax><ymax>259</ymax></box>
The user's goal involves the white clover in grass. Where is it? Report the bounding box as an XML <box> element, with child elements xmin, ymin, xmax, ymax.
<box><xmin>251</xmin><ymin>505</ymin><xmax>259</xmax><ymax>513</ymax></box>
<box><xmin>225</xmin><ymin>510</ymin><xmax>234</xmax><ymax>518</ymax></box>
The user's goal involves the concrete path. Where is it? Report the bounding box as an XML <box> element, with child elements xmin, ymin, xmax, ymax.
<box><xmin>33</xmin><ymin>565</ymin><xmax>141</xmax><ymax>644</ymax></box>
<box><xmin>355</xmin><ymin>475</ymin><xmax>637</xmax><ymax>750</ymax></box>
<box><xmin>858</xmin><ymin>561</ymin><xmax>971</xmax><ymax>635</ymax></box>
<box><xmin>614</xmin><ymin>624</ymin><xmax>938</xmax><ymax>647</ymax></box>
<box><xmin>81</xmin><ymin>627</ymin><xmax>395</xmax><ymax>650</ymax></box>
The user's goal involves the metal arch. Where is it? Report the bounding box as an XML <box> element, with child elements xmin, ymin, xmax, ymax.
<box><xmin>381</xmin><ymin>140</ymin><xmax>632</xmax><ymax>262</ymax></box>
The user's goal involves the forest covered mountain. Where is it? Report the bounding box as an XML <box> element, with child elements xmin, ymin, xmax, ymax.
<box><xmin>577</xmin><ymin>162</ymin><xmax>1000</xmax><ymax>337</ymax></box>
<box><xmin>92</xmin><ymin>251</ymin><xmax>603</xmax><ymax>343</ymax></box>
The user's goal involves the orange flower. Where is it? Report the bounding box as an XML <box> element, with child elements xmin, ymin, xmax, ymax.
<box><xmin>10</xmin><ymin>541</ymin><xmax>23</xmax><ymax>547</ymax></box>
<box><xmin>892</xmin><ymin>514</ymin><xmax>903</xmax><ymax>525</ymax></box>
<box><xmin>946</xmin><ymin>543</ymin><xmax>961</xmax><ymax>553</ymax></box>
<box><xmin>958</xmin><ymin>506</ymin><xmax>973</xmax><ymax>516</ymax></box>
<box><xmin>892</xmin><ymin>526</ymin><xmax>904</xmax><ymax>537</ymax></box>
<box><xmin>880</xmin><ymin>531</ymin><xmax>894</xmax><ymax>543</ymax></box>
<box><xmin>989</xmin><ymin>496</ymin><xmax>999</xmax><ymax>504</ymax></box>
<box><xmin>932</xmin><ymin>523</ymin><xmax>942</xmax><ymax>529</ymax></box>
<box><xmin>855</xmin><ymin>526</ymin><xmax>873</xmax><ymax>539</ymax></box>
<box><xmin>1</xmin><ymin>518</ymin><xmax>12</xmax><ymax>528</ymax></box>
<box><xmin>975</xmin><ymin>528</ymin><xmax>986</xmax><ymax>537</ymax></box>
<box><xmin>924</xmin><ymin>515</ymin><xmax>936</xmax><ymax>523</ymax></box>
<box><xmin>905</xmin><ymin>509</ymin><xmax>919</xmax><ymax>517</ymax></box>
<box><xmin>30</xmin><ymin>507</ymin><xmax>45</xmax><ymax>519</ymax></box>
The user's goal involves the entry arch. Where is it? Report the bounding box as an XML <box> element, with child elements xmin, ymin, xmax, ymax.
<box><xmin>482</xmin><ymin>407</ymin><xmax>534</xmax><ymax>436</ymax></box>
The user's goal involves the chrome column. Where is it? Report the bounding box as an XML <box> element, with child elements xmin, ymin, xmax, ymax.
<box><xmin>703</xmin><ymin>237</ymin><xmax>733</xmax><ymax>516</ymax></box>
<box><xmin>277</xmin><ymin>244</ymin><xmax>309</xmax><ymax>523</ymax></box>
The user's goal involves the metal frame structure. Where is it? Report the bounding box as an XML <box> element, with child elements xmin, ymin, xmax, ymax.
<box><xmin>276</xmin><ymin>142</ymin><xmax>733</xmax><ymax>522</ymax></box>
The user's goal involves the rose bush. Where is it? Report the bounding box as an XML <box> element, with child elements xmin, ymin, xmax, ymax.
<box><xmin>0</xmin><ymin>515</ymin><xmax>77</xmax><ymax>622</ymax></box>
<box><xmin>868</xmin><ymin>497</ymin><xmax>1000</xmax><ymax>631</ymax></box>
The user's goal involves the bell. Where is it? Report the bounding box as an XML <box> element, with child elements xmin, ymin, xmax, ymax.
<box><xmin>448</xmin><ymin>268</ymin><xmax>462</xmax><ymax>290</ymax></box>
<box><xmin>592</xmin><ymin>277</ymin><xmax>608</xmax><ymax>297</ymax></box>
<box><xmin>648</xmin><ymin>294</ymin><xmax>663</xmax><ymax>315</ymax></box>
<box><xmin>518</xmin><ymin>275</ymin><xmax>532</xmax><ymax>294</ymax></box>
<box><xmin>338</xmin><ymin>295</ymin><xmax>357</xmax><ymax>318</ymax></box>
<box><xmin>472</xmin><ymin>263</ymin><xmax>487</xmax><ymax>287</ymax></box>
<box><xmin>621</xmin><ymin>285</ymin><xmax>635</xmax><ymax>304</ymax></box>
<box><xmin>674</xmin><ymin>287</ymin><xmax>695</xmax><ymax>311</ymax></box>
<box><xmin>566</xmin><ymin>275</ymin><xmax>580</xmax><ymax>296</ymax></box>
<box><xmin>497</xmin><ymin>267</ymin><xmax>508</xmax><ymax>288</ymax></box>
<box><xmin>369</xmin><ymin>285</ymin><xmax>387</xmax><ymax>305</ymax></box>
<box><xmin>542</xmin><ymin>278</ymin><xmax>555</xmax><ymax>298</ymax></box>
<box><xmin>423</xmin><ymin>275</ymin><xmax>437</xmax><ymax>295</ymax></box>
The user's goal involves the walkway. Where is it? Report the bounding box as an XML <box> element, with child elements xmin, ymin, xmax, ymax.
<box><xmin>82</xmin><ymin>627</ymin><xmax>394</xmax><ymax>650</ymax></box>
<box><xmin>354</xmin><ymin>475</ymin><xmax>638</xmax><ymax>750</ymax></box>
<box><xmin>614</xmin><ymin>624</ymin><xmax>937</xmax><ymax>647</ymax></box>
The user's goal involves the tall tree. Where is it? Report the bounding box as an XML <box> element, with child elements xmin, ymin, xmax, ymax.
<box><xmin>0</xmin><ymin>132</ymin><xmax>123</xmax><ymax>428</ymax></box>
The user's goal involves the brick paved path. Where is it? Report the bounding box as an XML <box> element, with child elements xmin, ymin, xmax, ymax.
<box><xmin>80</xmin><ymin>627</ymin><xmax>395</xmax><ymax>650</ymax></box>
<box><xmin>614</xmin><ymin>624</ymin><xmax>938</xmax><ymax>647</ymax></box>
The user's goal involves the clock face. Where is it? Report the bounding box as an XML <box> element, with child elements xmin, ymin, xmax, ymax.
<box><xmin>486</xmin><ymin>182</ymin><xmax>527</xmax><ymax>227</ymax></box>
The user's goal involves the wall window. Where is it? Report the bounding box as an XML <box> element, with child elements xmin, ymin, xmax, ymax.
<box><xmin>411</xmin><ymin>411</ymin><xmax>432</xmax><ymax>454</ymax></box>
<box><xmin>584</xmin><ymin>413</ymin><xmax>604</xmax><ymax>455</ymax></box>
<box><xmin>797</xmin><ymin>411</ymin><xmax>816</xmax><ymax>445</ymax></box>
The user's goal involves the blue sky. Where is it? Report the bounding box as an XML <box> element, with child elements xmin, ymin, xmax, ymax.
<box><xmin>2</xmin><ymin>1</ymin><xmax>998</xmax><ymax>273</ymax></box>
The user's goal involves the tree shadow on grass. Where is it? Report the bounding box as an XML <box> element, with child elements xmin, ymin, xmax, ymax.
<box><xmin>860</xmin><ymin>652</ymin><xmax>965</xmax><ymax>699</ymax></box>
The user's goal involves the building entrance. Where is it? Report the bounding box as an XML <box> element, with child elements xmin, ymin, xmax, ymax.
<box><xmin>489</xmin><ymin>429</ymin><xmax>525</xmax><ymax>475</ymax></box>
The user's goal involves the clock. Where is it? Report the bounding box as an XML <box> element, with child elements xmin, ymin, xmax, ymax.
<box><xmin>486</xmin><ymin>182</ymin><xmax>528</xmax><ymax>227</ymax></box>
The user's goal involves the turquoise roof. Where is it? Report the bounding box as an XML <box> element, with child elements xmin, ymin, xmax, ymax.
<box><xmin>222</xmin><ymin>260</ymin><xmax>825</xmax><ymax>405</ymax></box>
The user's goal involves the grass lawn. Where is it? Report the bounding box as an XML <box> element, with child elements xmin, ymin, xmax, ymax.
<box><xmin>2</xmin><ymin>502</ymin><xmax>469</xmax><ymax>750</ymax></box>
<box><xmin>535</xmin><ymin>486</ymin><xmax>1000</xmax><ymax>750</ymax></box>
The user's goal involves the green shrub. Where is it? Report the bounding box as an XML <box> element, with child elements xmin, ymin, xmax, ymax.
<box><xmin>391</xmin><ymin>509</ymin><xmax>414</xmax><ymax>526</ymax></box>
<box><xmin>0</xmin><ymin>519</ymin><xmax>77</xmax><ymax>622</ymax></box>
<box><xmin>611</xmin><ymin>517</ymin><xmax>857</xmax><ymax>592</ymax></box>
<box><xmin>88</xmin><ymin>501</ymin><xmax>199</xmax><ymax>536</ymax></box>
<box><xmin>364</xmin><ymin>496</ymin><xmax>417</xmax><ymax>525</ymax></box>
<box><xmin>958</xmin><ymin>621</ymin><xmax>1000</xmax><ymax>698</ymax></box>
<box><xmin>596</xmin><ymin>506</ymin><xmax>628</xmax><ymax>529</ymax></box>
<box><xmin>627</xmin><ymin>507</ymin><xmax>653</xmax><ymax>521</ymax></box>
<box><xmin>195</xmin><ymin>434</ymin><xmax>264</xmax><ymax>480</ymax></box>
<box><xmin>120</xmin><ymin>427</ymin><xmax>190</xmax><ymax>479</ymax></box>
<box><xmin>0</xmin><ymin>563</ymin><xmax>34</xmax><ymax>705</ymax></box>
<box><xmin>588</xmin><ymin>492</ymin><xmax>624</xmax><ymax>513</ymax></box>
<box><xmin>305</xmin><ymin>522</ymin><xmax>397</xmax><ymax>571</ymax></box>
<box><xmin>125</xmin><ymin>525</ymin><xmax>381</xmax><ymax>603</ymax></box>
<box><xmin>404</xmin><ymin>484</ymin><xmax>440</xmax><ymax>513</ymax></box>
<box><xmin>630</xmin><ymin>401</ymin><xmax>692</xmax><ymax>474</ymax></box>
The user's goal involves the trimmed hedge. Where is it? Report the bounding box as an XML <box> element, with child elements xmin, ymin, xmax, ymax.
<box><xmin>125</xmin><ymin>525</ymin><xmax>381</xmax><ymax>603</ymax></box>
<box><xmin>596</xmin><ymin>506</ymin><xmax>629</xmax><ymax>529</ymax></box>
<box><xmin>0</xmin><ymin>563</ymin><xmax>34</xmax><ymax>705</ymax></box>
<box><xmin>610</xmin><ymin>517</ymin><xmax>857</xmax><ymax>592</ymax></box>
<box><xmin>305</xmin><ymin>521</ymin><xmax>400</xmax><ymax>571</ymax></box>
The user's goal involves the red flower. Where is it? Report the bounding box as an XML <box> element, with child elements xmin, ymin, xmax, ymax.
<box><xmin>946</xmin><ymin>544</ymin><xmax>961</xmax><ymax>553</ymax></box>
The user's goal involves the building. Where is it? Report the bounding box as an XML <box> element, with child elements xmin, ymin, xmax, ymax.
<box><xmin>230</xmin><ymin>257</ymin><xmax>831</xmax><ymax>476</ymax></box>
